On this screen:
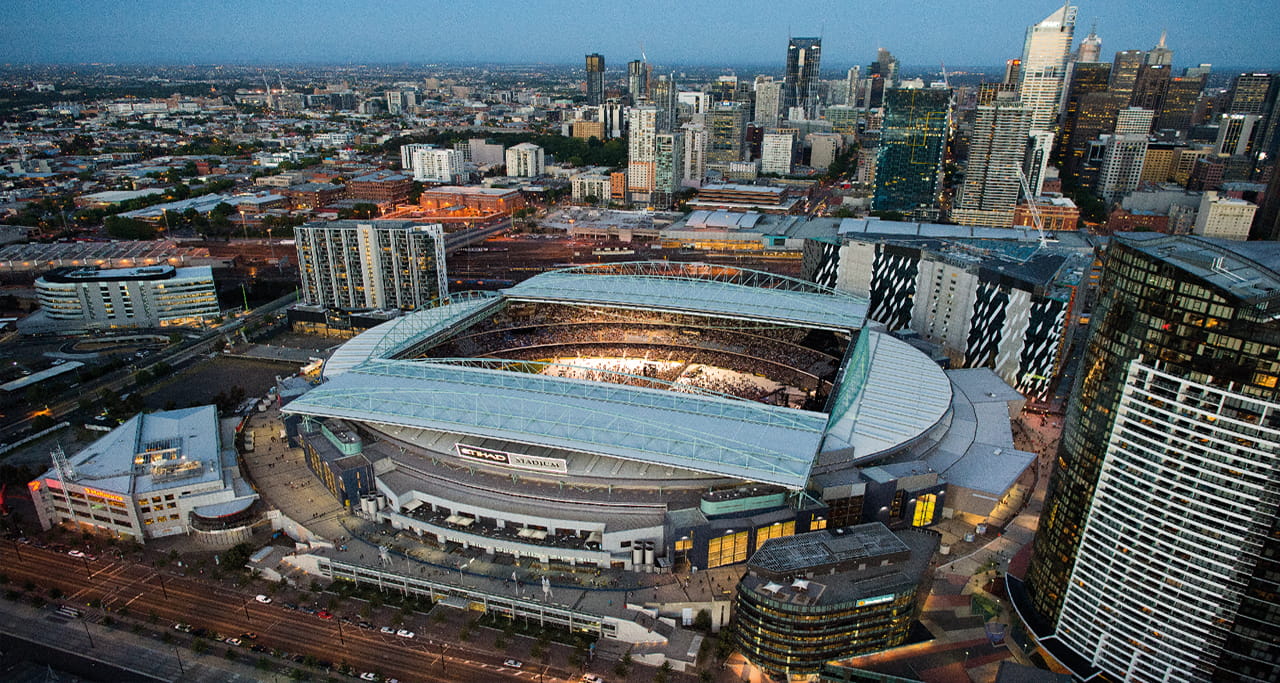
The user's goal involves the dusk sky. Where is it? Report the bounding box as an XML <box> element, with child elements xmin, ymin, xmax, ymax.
<box><xmin>4</xmin><ymin>0</ymin><xmax>1278</xmax><ymax>70</ymax></box>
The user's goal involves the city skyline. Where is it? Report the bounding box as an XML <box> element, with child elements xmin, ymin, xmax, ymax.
<box><xmin>3</xmin><ymin>0</ymin><xmax>1280</xmax><ymax>69</ymax></box>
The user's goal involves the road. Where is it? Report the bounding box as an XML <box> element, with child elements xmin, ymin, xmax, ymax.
<box><xmin>3</xmin><ymin>543</ymin><xmax>566</xmax><ymax>683</ymax></box>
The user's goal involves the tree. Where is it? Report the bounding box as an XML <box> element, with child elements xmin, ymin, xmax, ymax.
<box><xmin>105</xmin><ymin>215</ymin><xmax>157</xmax><ymax>240</ymax></box>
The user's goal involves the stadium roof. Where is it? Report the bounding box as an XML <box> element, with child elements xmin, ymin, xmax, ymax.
<box><xmin>288</xmin><ymin>358</ymin><xmax>827</xmax><ymax>488</ymax></box>
<box><xmin>503</xmin><ymin>262</ymin><xmax>868</xmax><ymax>331</ymax></box>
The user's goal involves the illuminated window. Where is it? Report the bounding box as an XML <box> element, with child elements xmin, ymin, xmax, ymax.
<box><xmin>811</xmin><ymin>518</ymin><xmax>828</xmax><ymax>531</ymax></box>
<box><xmin>707</xmin><ymin>530</ymin><xmax>749</xmax><ymax>568</ymax></box>
<box><xmin>674</xmin><ymin>538</ymin><xmax>692</xmax><ymax>552</ymax></box>
<box><xmin>756</xmin><ymin>521</ymin><xmax>795</xmax><ymax>545</ymax></box>
<box><xmin>912</xmin><ymin>494</ymin><xmax>937</xmax><ymax>527</ymax></box>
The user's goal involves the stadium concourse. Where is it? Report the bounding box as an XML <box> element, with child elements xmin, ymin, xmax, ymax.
<box><xmin>279</xmin><ymin>262</ymin><xmax>1035</xmax><ymax>640</ymax></box>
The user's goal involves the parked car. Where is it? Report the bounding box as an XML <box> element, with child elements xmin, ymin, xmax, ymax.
<box><xmin>255</xmin><ymin>595</ymin><xmax>272</xmax><ymax>604</ymax></box>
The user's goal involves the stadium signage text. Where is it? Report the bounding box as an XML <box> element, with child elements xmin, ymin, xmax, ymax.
<box><xmin>455</xmin><ymin>444</ymin><xmax>568</xmax><ymax>474</ymax></box>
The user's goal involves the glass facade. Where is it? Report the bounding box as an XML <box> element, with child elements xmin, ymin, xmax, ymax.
<box><xmin>1024</xmin><ymin>235</ymin><xmax>1280</xmax><ymax>681</ymax></box>
<box><xmin>872</xmin><ymin>88</ymin><xmax>950</xmax><ymax>215</ymax></box>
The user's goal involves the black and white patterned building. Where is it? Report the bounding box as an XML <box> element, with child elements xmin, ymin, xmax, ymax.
<box><xmin>803</xmin><ymin>219</ymin><xmax>1096</xmax><ymax>400</ymax></box>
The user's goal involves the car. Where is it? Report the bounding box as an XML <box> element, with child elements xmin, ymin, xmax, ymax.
<box><xmin>241</xmin><ymin>632</ymin><xmax>258</xmax><ymax>640</ymax></box>
<box><xmin>173</xmin><ymin>623</ymin><xmax>193</xmax><ymax>633</ymax></box>
<box><xmin>357</xmin><ymin>621</ymin><xmax>373</xmax><ymax>630</ymax></box>
<box><xmin>255</xmin><ymin>594</ymin><xmax>272</xmax><ymax>603</ymax></box>
<box><xmin>67</xmin><ymin>550</ymin><xmax>86</xmax><ymax>558</ymax></box>
<box><xmin>581</xmin><ymin>675</ymin><xmax>604</xmax><ymax>683</ymax></box>
<box><xmin>225</xmin><ymin>637</ymin><xmax>243</xmax><ymax>646</ymax></box>
<box><xmin>504</xmin><ymin>659</ymin><xmax>524</xmax><ymax>668</ymax></box>
<box><xmin>380</xmin><ymin>626</ymin><xmax>396</xmax><ymax>634</ymax></box>
<box><xmin>317</xmin><ymin>610</ymin><xmax>334</xmax><ymax>620</ymax></box>
<box><xmin>360</xmin><ymin>674</ymin><xmax>378</xmax><ymax>682</ymax></box>
<box><xmin>395</xmin><ymin>629</ymin><xmax>414</xmax><ymax>638</ymax></box>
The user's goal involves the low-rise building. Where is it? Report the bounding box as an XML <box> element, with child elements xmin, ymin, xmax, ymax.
<box><xmin>24</xmin><ymin>264</ymin><xmax>219</xmax><ymax>333</ymax></box>
<box><xmin>347</xmin><ymin>170</ymin><xmax>413</xmax><ymax>206</ymax></box>
<box><xmin>1193</xmin><ymin>190</ymin><xmax>1257</xmax><ymax>240</ymax></box>
<box><xmin>418</xmin><ymin>186</ymin><xmax>525</xmax><ymax>216</ymax></box>
<box><xmin>1014</xmin><ymin>196</ymin><xmax>1080</xmax><ymax>231</ymax></box>
<box><xmin>29</xmin><ymin>405</ymin><xmax>260</xmax><ymax>545</ymax></box>
<box><xmin>734</xmin><ymin>523</ymin><xmax>939</xmax><ymax>677</ymax></box>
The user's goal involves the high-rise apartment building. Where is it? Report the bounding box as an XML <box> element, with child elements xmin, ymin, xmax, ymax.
<box><xmin>406</xmin><ymin>147</ymin><xmax>464</xmax><ymax>183</ymax></box>
<box><xmin>627</xmin><ymin>59</ymin><xmax>650</xmax><ymax>101</ymax></box>
<box><xmin>400</xmin><ymin>143</ymin><xmax>433</xmax><ymax>172</ymax></box>
<box><xmin>753</xmin><ymin>77</ymin><xmax>782</xmax><ymax>128</ymax></box>
<box><xmin>681</xmin><ymin>122</ymin><xmax>709</xmax><ymax>188</ymax></box>
<box><xmin>652</xmin><ymin>132</ymin><xmax>685</xmax><ymax>208</ymax></box>
<box><xmin>784</xmin><ymin>37</ymin><xmax>822</xmax><ymax>119</ymax></box>
<box><xmin>1020</xmin><ymin>233</ymin><xmax>1280</xmax><ymax>683</ymax></box>
<box><xmin>650</xmin><ymin>73</ymin><xmax>678</xmax><ymax>131</ymax></box>
<box><xmin>294</xmin><ymin>220</ymin><xmax>446</xmax><ymax>312</ymax></box>
<box><xmin>873</xmin><ymin>88</ymin><xmax>951</xmax><ymax>216</ymax></box>
<box><xmin>1096</xmin><ymin>133</ymin><xmax>1149</xmax><ymax>203</ymax></box>
<box><xmin>760</xmin><ymin>131</ymin><xmax>794</xmax><ymax>175</ymax></box>
<box><xmin>627</xmin><ymin>105</ymin><xmax>660</xmax><ymax>201</ymax></box>
<box><xmin>953</xmin><ymin>97</ymin><xmax>1033</xmax><ymax>227</ymax></box>
<box><xmin>1018</xmin><ymin>4</ymin><xmax>1076</xmax><ymax>131</ymax></box>
<box><xmin>504</xmin><ymin>142</ymin><xmax>545</xmax><ymax>178</ymax></box>
<box><xmin>585</xmin><ymin>53</ymin><xmax>606</xmax><ymax>106</ymax></box>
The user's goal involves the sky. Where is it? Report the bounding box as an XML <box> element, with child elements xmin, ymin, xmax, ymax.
<box><xmin>3</xmin><ymin>0</ymin><xmax>1278</xmax><ymax>71</ymax></box>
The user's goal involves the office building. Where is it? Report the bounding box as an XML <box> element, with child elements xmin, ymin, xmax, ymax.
<box><xmin>760</xmin><ymin>131</ymin><xmax>794</xmax><ymax>175</ymax></box>
<box><xmin>1129</xmin><ymin>64</ymin><xmax>1172</xmax><ymax>126</ymax></box>
<box><xmin>1076</xmin><ymin>25</ymin><xmax>1101</xmax><ymax>63</ymax></box>
<box><xmin>873</xmin><ymin>88</ymin><xmax>951</xmax><ymax>216</ymax></box>
<box><xmin>504</xmin><ymin>142</ymin><xmax>545</xmax><ymax>178</ymax></box>
<box><xmin>1055</xmin><ymin>61</ymin><xmax>1112</xmax><ymax>167</ymax></box>
<box><xmin>405</xmin><ymin>147</ymin><xmax>464</xmax><ymax>184</ymax></box>
<box><xmin>1019</xmin><ymin>233</ymin><xmax>1280</xmax><ymax>683</ymax></box>
<box><xmin>1228</xmin><ymin>73</ymin><xmax>1275</xmax><ymax>115</ymax></box>
<box><xmin>953</xmin><ymin>97</ymin><xmax>1034</xmax><ymax>227</ymax></box>
<box><xmin>585</xmin><ymin>53</ymin><xmax>606</xmax><ymax>106</ymax></box>
<box><xmin>294</xmin><ymin>220</ymin><xmax>446</xmax><ymax>312</ymax></box>
<box><xmin>1145</xmin><ymin>31</ymin><xmax>1173</xmax><ymax>66</ymax></box>
<box><xmin>845</xmin><ymin>66</ymin><xmax>861</xmax><ymax>106</ymax></box>
<box><xmin>1155</xmin><ymin>74</ymin><xmax>1207</xmax><ymax>133</ymax></box>
<box><xmin>1216</xmin><ymin>113</ymin><xmax>1263</xmax><ymax>157</ymax></box>
<box><xmin>808</xmin><ymin>133</ymin><xmax>843</xmax><ymax>171</ymax></box>
<box><xmin>1018</xmin><ymin>4</ymin><xmax>1077</xmax><ymax>131</ymax></box>
<box><xmin>706</xmin><ymin>101</ymin><xmax>749</xmax><ymax>166</ymax></box>
<box><xmin>1109</xmin><ymin>50</ymin><xmax>1146</xmax><ymax>97</ymax></box>
<box><xmin>27</xmin><ymin>265</ymin><xmax>218</xmax><ymax>332</ymax></box>
<box><xmin>784</xmin><ymin>37</ymin><xmax>822</xmax><ymax>119</ymax></box>
<box><xmin>298</xmin><ymin>418</ymin><xmax>375</xmax><ymax>509</ymax></box>
<box><xmin>754</xmin><ymin>76</ymin><xmax>782</xmax><ymax>128</ymax></box>
<box><xmin>1193</xmin><ymin>191</ymin><xmax>1258</xmax><ymax>240</ymax></box>
<box><xmin>734</xmin><ymin>523</ymin><xmax>938</xmax><ymax>677</ymax></box>
<box><xmin>29</xmin><ymin>405</ymin><xmax>260</xmax><ymax>545</ymax></box>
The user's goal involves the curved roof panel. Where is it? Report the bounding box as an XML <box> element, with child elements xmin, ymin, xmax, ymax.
<box><xmin>503</xmin><ymin>262</ymin><xmax>868</xmax><ymax>331</ymax></box>
<box><xmin>287</xmin><ymin>359</ymin><xmax>828</xmax><ymax>489</ymax></box>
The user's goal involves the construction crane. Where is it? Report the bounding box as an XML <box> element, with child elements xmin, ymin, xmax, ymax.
<box><xmin>1018</xmin><ymin>167</ymin><xmax>1048</xmax><ymax>247</ymax></box>
<box><xmin>939</xmin><ymin>61</ymin><xmax>950</xmax><ymax>89</ymax></box>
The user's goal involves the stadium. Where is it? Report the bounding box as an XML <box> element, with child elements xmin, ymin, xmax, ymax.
<box><xmin>283</xmin><ymin>261</ymin><xmax>1032</xmax><ymax>573</ymax></box>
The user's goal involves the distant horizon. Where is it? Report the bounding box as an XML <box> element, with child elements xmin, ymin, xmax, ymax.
<box><xmin>3</xmin><ymin>0</ymin><xmax>1278</xmax><ymax>72</ymax></box>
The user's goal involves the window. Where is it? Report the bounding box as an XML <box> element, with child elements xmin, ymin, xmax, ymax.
<box><xmin>912</xmin><ymin>494</ymin><xmax>938</xmax><ymax>527</ymax></box>
<box><xmin>756</xmin><ymin>521</ymin><xmax>795</xmax><ymax>545</ymax></box>
<box><xmin>707</xmin><ymin>530</ymin><xmax>749</xmax><ymax>568</ymax></box>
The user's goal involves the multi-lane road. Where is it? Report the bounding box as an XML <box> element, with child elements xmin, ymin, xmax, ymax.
<box><xmin>3</xmin><ymin>544</ymin><xmax>563</xmax><ymax>682</ymax></box>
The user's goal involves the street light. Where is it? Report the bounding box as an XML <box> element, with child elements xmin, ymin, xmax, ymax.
<box><xmin>240</xmin><ymin>210</ymin><xmax>249</xmax><ymax>239</ymax></box>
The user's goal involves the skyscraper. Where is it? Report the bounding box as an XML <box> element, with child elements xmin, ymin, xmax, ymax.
<box><xmin>784</xmin><ymin>37</ymin><xmax>822</xmax><ymax>119</ymax></box>
<box><xmin>627</xmin><ymin>105</ymin><xmax>660</xmax><ymax>201</ymax></box>
<box><xmin>1019</xmin><ymin>233</ymin><xmax>1280</xmax><ymax>682</ymax></box>
<box><xmin>1018</xmin><ymin>4</ymin><xmax>1077</xmax><ymax>131</ymax></box>
<box><xmin>1054</xmin><ymin>61</ymin><xmax>1112</xmax><ymax>167</ymax></box>
<box><xmin>652</xmin><ymin>132</ymin><xmax>684</xmax><ymax>208</ymax></box>
<box><xmin>1109</xmin><ymin>49</ymin><xmax>1146</xmax><ymax>97</ymax></box>
<box><xmin>681</xmin><ymin>121</ymin><xmax>709</xmax><ymax>188</ymax></box>
<box><xmin>627</xmin><ymin>59</ymin><xmax>650</xmax><ymax>101</ymax></box>
<box><xmin>1129</xmin><ymin>63</ymin><xmax>1172</xmax><ymax>129</ymax></box>
<box><xmin>952</xmin><ymin>97</ymin><xmax>1033</xmax><ymax>227</ymax></box>
<box><xmin>1145</xmin><ymin>30</ymin><xmax>1173</xmax><ymax>66</ymax></box>
<box><xmin>1155</xmin><ymin>73</ymin><xmax>1208</xmax><ymax>134</ymax></box>
<box><xmin>1076</xmin><ymin>24</ymin><xmax>1101</xmax><ymax>63</ymax></box>
<box><xmin>873</xmin><ymin>88</ymin><xmax>951</xmax><ymax>216</ymax></box>
<box><xmin>585</xmin><ymin>53</ymin><xmax>606</xmax><ymax>106</ymax></box>
<box><xmin>706</xmin><ymin>101</ymin><xmax>749</xmax><ymax>166</ymax></box>
<box><xmin>650</xmin><ymin>73</ymin><xmax>678</xmax><ymax>131</ymax></box>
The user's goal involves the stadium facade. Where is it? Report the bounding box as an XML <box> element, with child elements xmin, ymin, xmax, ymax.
<box><xmin>284</xmin><ymin>262</ymin><xmax>1034</xmax><ymax>573</ymax></box>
